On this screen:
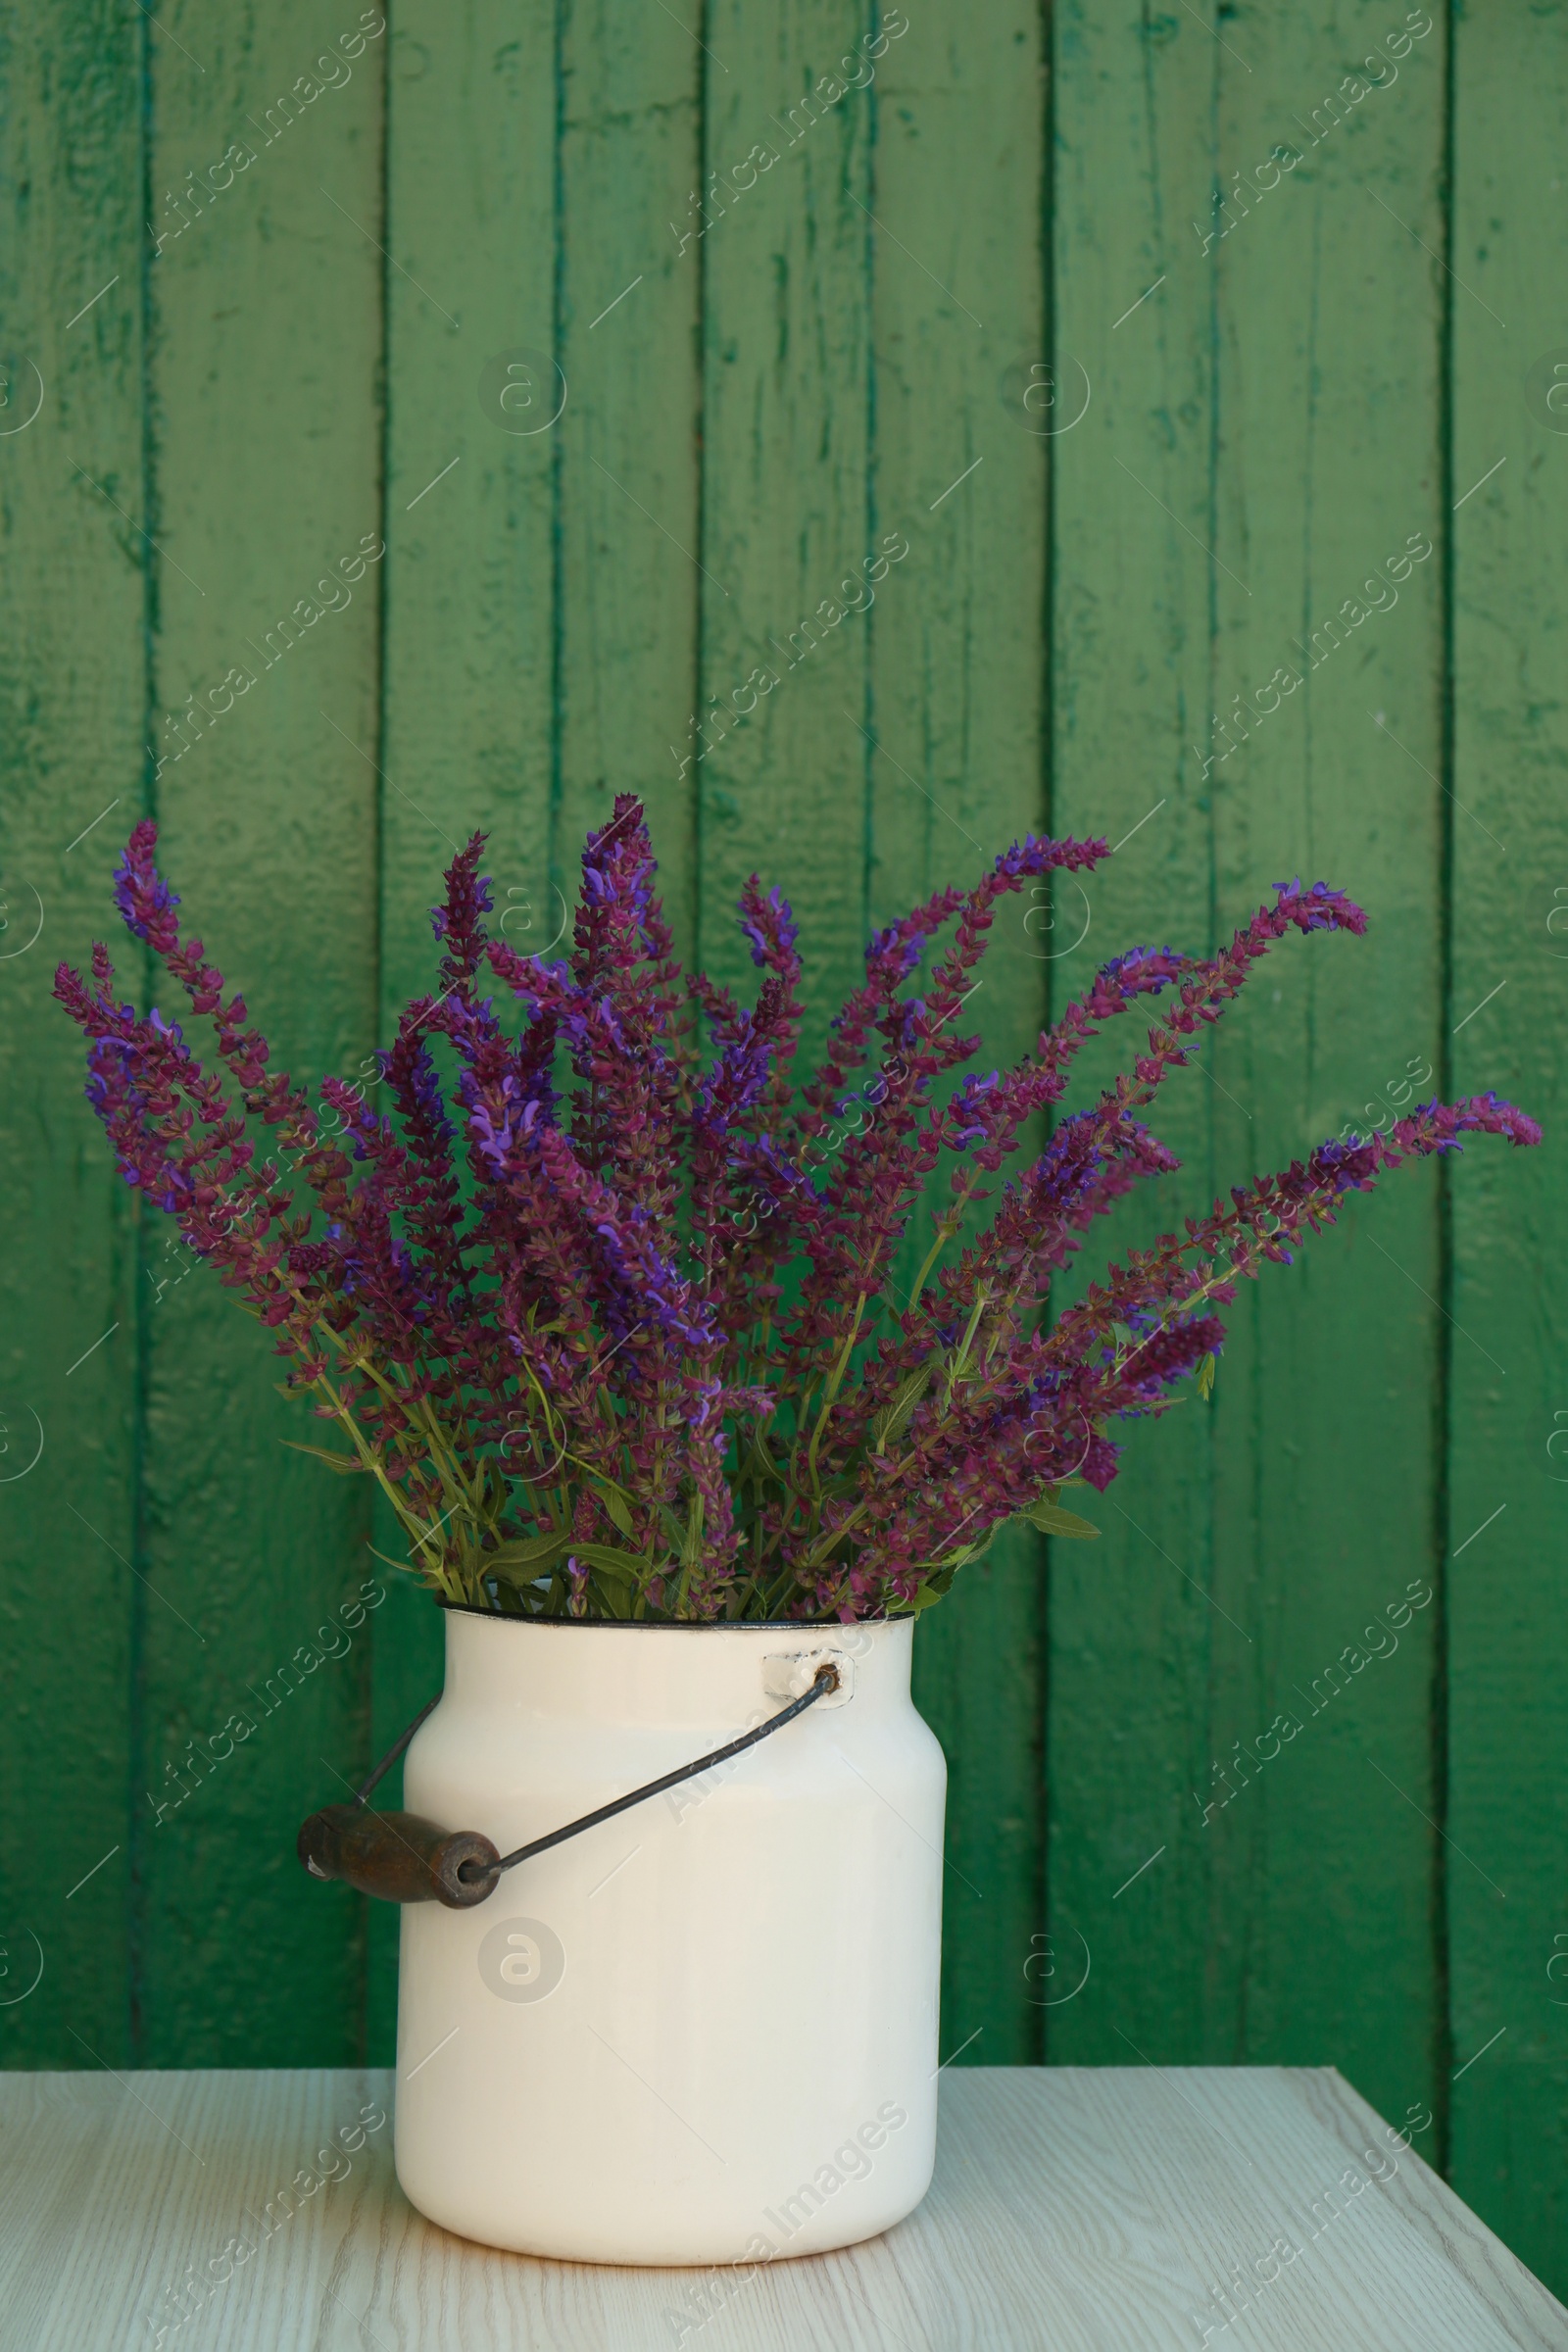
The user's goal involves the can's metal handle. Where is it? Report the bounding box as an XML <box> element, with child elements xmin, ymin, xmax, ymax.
<box><xmin>297</xmin><ymin>1803</ymin><xmax>500</xmax><ymax>1909</ymax></box>
<box><xmin>297</xmin><ymin>1662</ymin><xmax>839</xmax><ymax>1910</ymax></box>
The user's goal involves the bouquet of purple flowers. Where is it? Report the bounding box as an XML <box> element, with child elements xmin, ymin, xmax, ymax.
<box><xmin>56</xmin><ymin>801</ymin><xmax>1539</xmax><ymax>1623</ymax></box>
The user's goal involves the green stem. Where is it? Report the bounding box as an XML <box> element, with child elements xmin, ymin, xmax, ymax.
<box><xmin>805</xmin><ymin>1293</ymin><xmax>867</xmax><ymax>1499</ymax></box>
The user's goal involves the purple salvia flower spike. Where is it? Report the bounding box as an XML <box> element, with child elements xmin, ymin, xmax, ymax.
<box><xmin>54</xmin><ymin>819</ymin><xmax>1540</xmax><ymax>1622</ymax></box>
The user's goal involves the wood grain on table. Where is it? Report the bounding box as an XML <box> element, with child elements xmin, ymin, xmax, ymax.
<box><xmin>3</xmin><ymin>2066</ymin><xmax>1563</xmax><ymax>2350</ymax></box>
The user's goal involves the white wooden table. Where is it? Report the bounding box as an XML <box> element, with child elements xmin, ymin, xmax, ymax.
<box><xmin>3</xmin><ymin>2065</ymin><xmax>1563</xmax><ymax>2349</ymax></box>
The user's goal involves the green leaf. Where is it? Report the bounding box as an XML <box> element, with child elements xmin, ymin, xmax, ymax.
<box><xmin>746</xmin><ymin>1431</ymin><xmax>788</xmax><ymax>1487</ymax></box>
<box><xmin>658</xmin><ymin>1501</ymin><xmax>690</xmax><ymax>1553</ymax></box>
<box><xmin>280</xmin><ymin>1439</ymin><xmax>367</xmax><ymax>1476</ymax></box>
<box><xmin>595</xmin><ymin>1482</ymin><xmax>635</xmax><ymax>1538</ymax></box>
<box><xmin>589</xmin><ymin>1569</ymin><xmax>634</xmax><ymax>1620</ymax></box>
<box><xmin>366</xmin><ymin>1543</ymin><xmax>424</xmax><ymax>1582</ymax></box>
<box><xmin>905</xmin><ymin>1557</ymin><xmax>962</xmax><ymax>1609</ymax></box>
<box><xmin>871</xmin><ymin>1361</ymin><xmax>933</xmax><ymax>1452</ymax></box>
<box><xmin>483</xmin><ymin>1574</ymin><xmax>532</xmax><ymax>1617</ymax></box>
<box><xmin>1019</xmin><ymin>1498</ymin><xmax>1101</xmax><ymax>1540</ymax></box>
<box><xmin>1196</xmin><ymin>1351</ymin><xmax>1216</xmax><ymax>1401</ymax></box>
<box><xmin>486</xmin><ymin>1531</ymin><xmax>572</xmax><ymax>1574</ymax></box>
<box><xmin>572</xmin><ymin>1542</ymin><xmax>654</xmax><ymax>1587</ymax></box>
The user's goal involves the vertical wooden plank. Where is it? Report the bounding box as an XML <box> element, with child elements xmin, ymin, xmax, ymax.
<box><xmin>371</xmin><ymin>0</ymin><xmax>559</xmax><ymax>2058</ymax></box>
<box><xmin>0</xmin><ymin>0</ymin><xmax>143</xmax><ymax>2065</ymax></box>
<box><xmin>696</xmin><ymin>2</ymin><xmax>1062</xmax><ymax>2056</ymax></box>
<box><xmin>1045</xmin><ymin>0</ymin><xmax>1217</xmax><ymax>2077</ymax></box>
<box><xmin>136</xmin><ymin>0</ymin><xmax>384</xmax><ymax>2064</ymax></box>
<box><xmin>698</xmin><ymin>0</ymin><xmax>874</xmax><ymax>1055</ymax></box>
<box><xmin>377</xmin><ymin>0</ymin><xmax>555</xmax><ymax>1026</ymax></box>
<box><xmin>557</xmin><ymin>0</ymin><xmax>701</xmax><ymax>944</ymax></box>
<box><xmin>697</xmin><ymin>2</ymin><xmax>1054</xmax><ymax>2073</ymax></box>
<box><xmin>372</xmin><ymin>2</ymin><xmax>703</xmax><ymax>2055</ymax></box>
<box><xmin>869</xmin><ymin>3</ymin><xmax>1051</xmax><ymax>2064</ymax></box>
<box><xmin>1049</xmin><ymin>0</ymin><xmax>1448</xmax><ymax>2135</ymax></box>
<box><xmin>1212</xmin><ymin>0</ymin><xmax>1447</xmax><ymax>2117</ymax></box>
<box><xmin>1448</xmin><ymin>0</ymin><xmax>1568</xmax><ymax>2288</ymax></box>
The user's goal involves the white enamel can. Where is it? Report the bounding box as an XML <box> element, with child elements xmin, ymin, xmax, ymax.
<box><xmin>393</xmin><ymin>1608</ymin><xmax>947</xmax><ymax>2264</ymax></box>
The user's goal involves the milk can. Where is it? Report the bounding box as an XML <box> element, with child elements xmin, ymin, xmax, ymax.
<box><xmin>391</xmin><ymin>1607</ymin><xmax>947</xmax><ymax>2264</ymax></box>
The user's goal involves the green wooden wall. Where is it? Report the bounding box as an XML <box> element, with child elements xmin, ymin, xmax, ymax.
<box><xmin>2</xmin><ymin>0</ymin><xmax>1564</xmax><ymax>2290</ymax></box>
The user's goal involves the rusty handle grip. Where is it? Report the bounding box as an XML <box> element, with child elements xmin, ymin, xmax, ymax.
<box><xmin>297</xmin><ymin>1804</ymin><xmax>500</xmax><ymax>1909</ymax></box>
